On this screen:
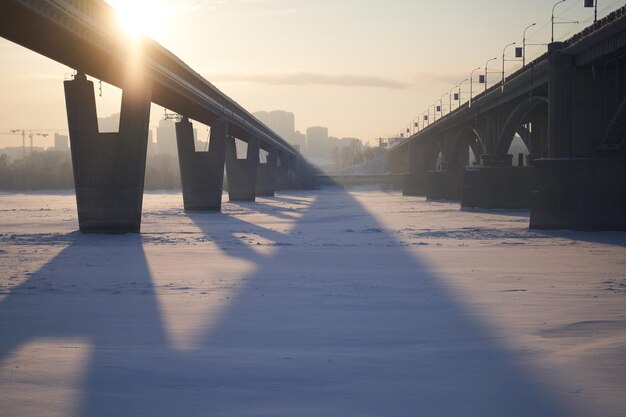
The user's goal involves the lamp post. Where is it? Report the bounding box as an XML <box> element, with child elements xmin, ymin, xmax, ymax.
<box><xmin>523</xmin><ymin>22</ymin><xmax>536</xmax><ymax>66</ymax></box>
<box><xmin>458</xmin><ymin>78</ymin><xmax>469</xmax><ymax>107</ymax></box>
<box><xmin>469</xmin><ymin>66</ymin><xmax>481</xmax><ymax>107</ymax></box>
<box><xmin>484</xmin><ymin>57</ymin><xmax>497</xmax><ymax>90</ymax></box>
<box><xmin>551</xmin><ymin>0</ymin><xmax>569</xmax><ymax>42</ymax></box>
<box><xmin>502</xmin><ymin>42</ymin><xmax>516</xmax><ymax>87</ymax></box>
<box><xmin>449</xmin><ymin>85</ymin><xmax>457</xmax><ymax>113</ymax></box>
<box><xmin>440</xmin><ymin>92</ymin><xmax>448</xmax><ymax>116</ymax></box>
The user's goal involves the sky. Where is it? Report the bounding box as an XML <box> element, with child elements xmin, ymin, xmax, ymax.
<box><xmin>0</xmin><ymin>0</ymin><xmax>624</xmax><ymax>147</ymax></box>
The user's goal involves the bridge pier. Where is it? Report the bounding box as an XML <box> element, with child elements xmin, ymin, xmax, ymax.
<box><xmin>225</xmin><ymin>137</ymin><xmax>259</xmax><ymax>201</ymax></box>
<box><xmin>176</xmin><ymin>117</ymin><xmax>227</xmax><ymax>211</ymax></box>
<box><xmin>531</xmin><ymin>158</ymin><xmax>626</xmax><ymax>230</ymax></box>
<box><xmin>530</xmin><ymin>42</ymin><xmax>626</xmax><ymax>230</ymax></box>
<box><xmin>426</xmin><ymin>168</ymin><xmax>464</xmax><ymax>201</ymax></box>
<box><xmin>461</xmin><ymin>154</ymin><xmax>534</xmax><ymax>209</ymax></box>
<box><xmin>256</xmin><ymin>147</ymin><xmax>277</xmax><ymax>197</ymax></box>
<box><xmin>403</xmin><ymin>140</ymin><xmax>428</xmax><ymax>196</ymax></box>
<box><xmin>64</xmin><ymin>73</ymin><xmax>151</xmax><ymax>233</ymax></box>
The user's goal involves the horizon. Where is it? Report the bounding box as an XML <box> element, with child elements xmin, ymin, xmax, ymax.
<box><xmin>0</xmin><ymin>0</ymin><xmax>622</xmax><ymax>149</ymax></box>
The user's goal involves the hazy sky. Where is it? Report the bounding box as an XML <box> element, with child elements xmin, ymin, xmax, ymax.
<box><xmin>0</xmin><ymin>0</ymin><xmax>623</xmax><ymax>147</ymax></box>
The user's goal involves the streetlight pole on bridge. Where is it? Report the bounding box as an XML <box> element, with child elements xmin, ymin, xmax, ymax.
<box><xmin>458</xmin><ymin>78</ymin><xmax>469</xmax><ymax>107</ymax></box>
<box><xmin>483</xmin><ymin>57</ymin><xmax>497</xmax><ymax>90</ymax></box>
<box><xmin>522</xmin><ymin>22</ymin><xmax>536</xmax><ymax>67</ymax></box>
<box><xmin>501</xmin><ymin>42</ymin><xmax>517</xmax><ymax>89</ymax></box>
<box><xmin>449</xmin><ymin>85</ymin><xmax>458</xmax><ymax>113</ymax></box>
<box><xmin>552</xmin><ymin>0</ymin><xmax>578</xmax><ymax>43</ymax></box>
<box><xmin>469</xmin><ymin>66</ymin><xmax>481</xmax><ymax>107</ymax></box>
<box><xmin>440</xmin><ymin>93</ymin><xmax>449</xmax><ymax>116</ymax></box>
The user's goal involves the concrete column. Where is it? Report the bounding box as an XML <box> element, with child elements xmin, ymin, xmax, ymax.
<box><xmin>547</xmin><ymin>42</ymin><xmax>574</xmax><ymax>158</ymax></box>
<box><xmin>225</xmin><ymin>136</ymin><xmax>259</xmax><ymax>201</ymax></box>
<box><xmin>256</xmin><ymin>146</ymin><xmax>277</xmax><ymax>197</ymax></box>
<box><xmin>64</xmin><ymin>73</ymin><xmax>151</xmax><ymax>233</ymax></box>
<box><xmin>176</xmin><ymin>117</ymin><xmax>227</xmax><ymax>211</ymax></box>
<box><xmin>275</xmin><ymin>151</ymin><xmax>289</xmax><ymax>190</ymax></box>
<box><xmin>286</xmin><ymin>155</ymin><xmax>298</xmax><ymax>189</ymax></box>
<box><xmin>403</xmin><ymin>139</ymin><xmax>427</xmax><ymax>196</ymax></box>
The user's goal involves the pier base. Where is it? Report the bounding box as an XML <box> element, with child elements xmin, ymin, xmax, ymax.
<box><xmin>426</xmin><ymin>170</ymin><xmax>463</xmax><ymax>201</ymax></box>
<box><xmin>530</xmin><ymin>158</ymin><xmax>626</xmax><ymax>230</ymax></box>
<box><xmin>226</xmin><ymin>137</ymin><xmax>259</xmax><ymax>201</ymax></box>
<box><xmin>462</xmin><ymin>167</ymin><xmax>534</xmax><ymax>209</ymax></box>
<box><xmin>64</xmin><ymin>73</ymin><xmax>151</xmax><ymax>233</ymax></box>
<box><xmin>256</xmin><ymin>148</ymin><xmax>277</xmax><ymax>197</ymax></box>
<box><xmin>176</xmin><ymin>118</ymin><xmax>227</xmax><ymax>211</ymax></box>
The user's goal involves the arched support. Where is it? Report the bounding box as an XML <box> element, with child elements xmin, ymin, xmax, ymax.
<box><xmin>447</xmin><ymin>126</ymin><xmax>485</xmax><ymax>169</ymax></box>
<box><xmin>496</xmin><ymin>96</ymin><xmax>548</xmax><ymax>157</ymax></box>
<box><xmin>64</xmin><ymin>72</ymin><xmax>151</xmax><ymax>233</ymax></box>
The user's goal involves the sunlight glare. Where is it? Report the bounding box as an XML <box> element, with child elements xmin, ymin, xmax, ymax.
<box><xmin>107</xmin><ymin>0</ymin><xmax>167</xmax><ymax>40</ymax></box>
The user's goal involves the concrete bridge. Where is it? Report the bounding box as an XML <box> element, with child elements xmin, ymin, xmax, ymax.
<box><xmin>389</xmin><ymin>7</ymin><xmax>626</xmax><ymax>231</ymax></box>
<box><xmin>0</xmin><ymin>0</ymin><xmax>314</xmax><ymax>234</ymax></box>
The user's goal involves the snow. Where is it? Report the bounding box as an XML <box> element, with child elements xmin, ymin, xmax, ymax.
<box><xmin>1</xmin><ymin>186</ymin><xmax>625</xmax><ymax>417</ymax></box>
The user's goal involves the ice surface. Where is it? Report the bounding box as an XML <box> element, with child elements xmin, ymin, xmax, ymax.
<box><xmin>1</xmin><ymin>187</ymin><xmax>625</xmax><ymax>416</ymax></box>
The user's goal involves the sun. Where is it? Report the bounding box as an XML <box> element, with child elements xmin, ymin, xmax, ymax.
<box><xmin>107</xmin><ymin>0</ymin><xmax>167</xmax><ymax>41</ymax></box>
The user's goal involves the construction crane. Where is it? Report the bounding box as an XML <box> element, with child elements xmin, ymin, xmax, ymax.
<box><xmin>7</xmin><ymin>130</ymin><xmax>49</xmax><ymax>156</ymax></box>
<box><xmin>28</xmin><ymin>131</ymin><xmax>48</xmax><ymax>153</ymax></box>
<box><xmin>9</xmin><ymin>129</ymin><xmax>26</xmax><ymax>157</ymax></box>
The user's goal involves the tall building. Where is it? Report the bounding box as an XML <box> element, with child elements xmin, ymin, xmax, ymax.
<box><xmin>156</xmin><ymin>117</ymin><xmax>197</xmax><ymax>157</ymax></box>
<box><xmin>54</xmin><ymin>133</ymin><xmax>69</xmax><ymax>152</ymax></box>
<box><xmin>269</xmin><ymin>110</ymin><xmax>295</xmax><ymax>139</ymax></box>
<box><xmin>97</xmin><ymin>113</ymin><xmax>120</xmax><ymax>133</ymax></box>
<box><xmin>157</xmin><ymin>118</ymin><xmax>177</xmax><ymax>156</ymax></box>
<box><xmin>254</xmin><ymin>110</ymin><xmax>295</xmax><ymax>139</ymax></box>
<box><xmin>253</xmin><ymin>111</ymin><xmax>270</xmax><ymax>126</ymax></box>
<box><xmin>306</xmin><ymin>126</ymin><xmax>329</xmax><ymax>145</ymax></box>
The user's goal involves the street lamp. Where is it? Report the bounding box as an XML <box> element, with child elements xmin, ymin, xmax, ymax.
<box><xmin>523</xmin><ymin>22</ymin><xmax>536</xmax><ymax>66</ymax></box>
<box><xmin>484</xmin><ymin>57</ymin><xmax>497</xmax><ymax>90</ymax></box>
<box><xmin>551</xmin><ymin>0</ymin><xmax>579</xmax><ymax>43</ymax></box>
<box><xmin>440</xmin><ymin>93</ymin><xmax>448</xmax><ymax>116</ymax></box>
<box><xmin>458</xmin><ymin>78</ymin><xmax>469</xmax><ymax>106</ymax></box>
<box><xmin>449</xmin><ymin>85</ymin><xmax>458</xmax><ymax>113</ymax></box>
<box><xmin>502</xmin><ymin>42</ymin><xmax>517</xmax><ymax>87</ymax></box>
<box><xmin>469</xmin><ymin>66</ymin><xmax>481</xmax><ymax>107</ymax></box>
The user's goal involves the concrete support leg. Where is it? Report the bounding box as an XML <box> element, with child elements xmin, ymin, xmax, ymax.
<box><xmin>426</xmin><ymin>169</ymin><xmax>464</xmax><ymax>201</ymax></box>
<box><xmin>256</xmin><ymin>147</ymin><xmax>277</xmax><ymax>197</ymax></box>
<box><xmin>275</xmin><ymin>151</ymin><xmax>289</xmax><ymax>191</ymax></box>
<box><xmin>64</xmin><ymin>73</ymin><xmax>151</xmax><ymax>233</ymax></box>
<box><xmin>176</xmin><ymin>117</ymin><xmax>227</xmax><ymax>211</ymax></box>
<box><xmin>225</xmin><ymin>137</ymin><xmax>259</xmax><ymax>201</ymax></box>
<box><xmin>286</xmin><ymin>155</ymin><xmax>298</xmax><ymax>189</ymax></box>
<box><xmin>403</xmin><ymin>140</ymin><xmax>428</xmax><ymax>196</ymax></box>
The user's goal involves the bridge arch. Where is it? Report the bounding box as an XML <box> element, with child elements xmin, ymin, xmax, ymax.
<box><xmin>447</xmin><ymin>126</ymin><xmax>486</xmax><ymax>168</ymax></box>
<box><xmin>426</xmin><ymin>138</ymin><xmax>445</xmax><ymax>171</ymax></box>
<box><xmin>496</xmin><ymin>96</ymin><xmax>548</xmax><ymax>157</ymax></box>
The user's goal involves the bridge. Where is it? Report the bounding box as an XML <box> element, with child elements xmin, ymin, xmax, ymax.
<box><xmin>0</xmin><ymin>0</ymin><xmax>314</xmax><ymax>233</ymax></box>
<box><xmin>388</xmin><ymin>7</ymin><xmax>626</xmax><ymax>231</ymax></box>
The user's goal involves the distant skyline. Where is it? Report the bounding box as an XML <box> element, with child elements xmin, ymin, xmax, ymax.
<box><xmin>1</xmin><ymin>0</ymin><xmax>623</xmax><ymax>148</ymax></box>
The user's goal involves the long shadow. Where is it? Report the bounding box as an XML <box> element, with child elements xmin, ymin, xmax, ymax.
<box><xmin>186</xmin><ymin>188</ymin><xmax>580</xmax><ymax>416</ymax></box>
<box><xmin>0</xmin><ymin>188</ymin><xmax>595</xmax><ymax>416</ymax></box>
<box><xmin>0</xmin><ymin>234</ymin><xmax>169</xmax><ymax>416</ymax></box>
<box><xmin>531</xmin><ymin>229</ymin><xmax>626</xmax><ymax>248</ymax></box>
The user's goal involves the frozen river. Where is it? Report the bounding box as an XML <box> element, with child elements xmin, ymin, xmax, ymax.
<box><xmin>1</xmin><ymin>187</ymin><xmax>625</xmax><ymax>417</ymax></box>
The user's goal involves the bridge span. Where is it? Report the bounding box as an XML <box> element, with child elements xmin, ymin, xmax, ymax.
<box><xmin>388</xmin><ymin>7</ymin><xmax>626</xmax><ymax>231</ymax></box>
<box><xmin>0</xmin><ymin>0</ymin><xmax>314</xmax><ymax>233</ymax></box>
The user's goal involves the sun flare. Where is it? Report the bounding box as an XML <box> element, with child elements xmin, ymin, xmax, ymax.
<box><xmin>107</xmin><ymin>0</ymin><xmax>167</xmax><ymax>40</ymax></box>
